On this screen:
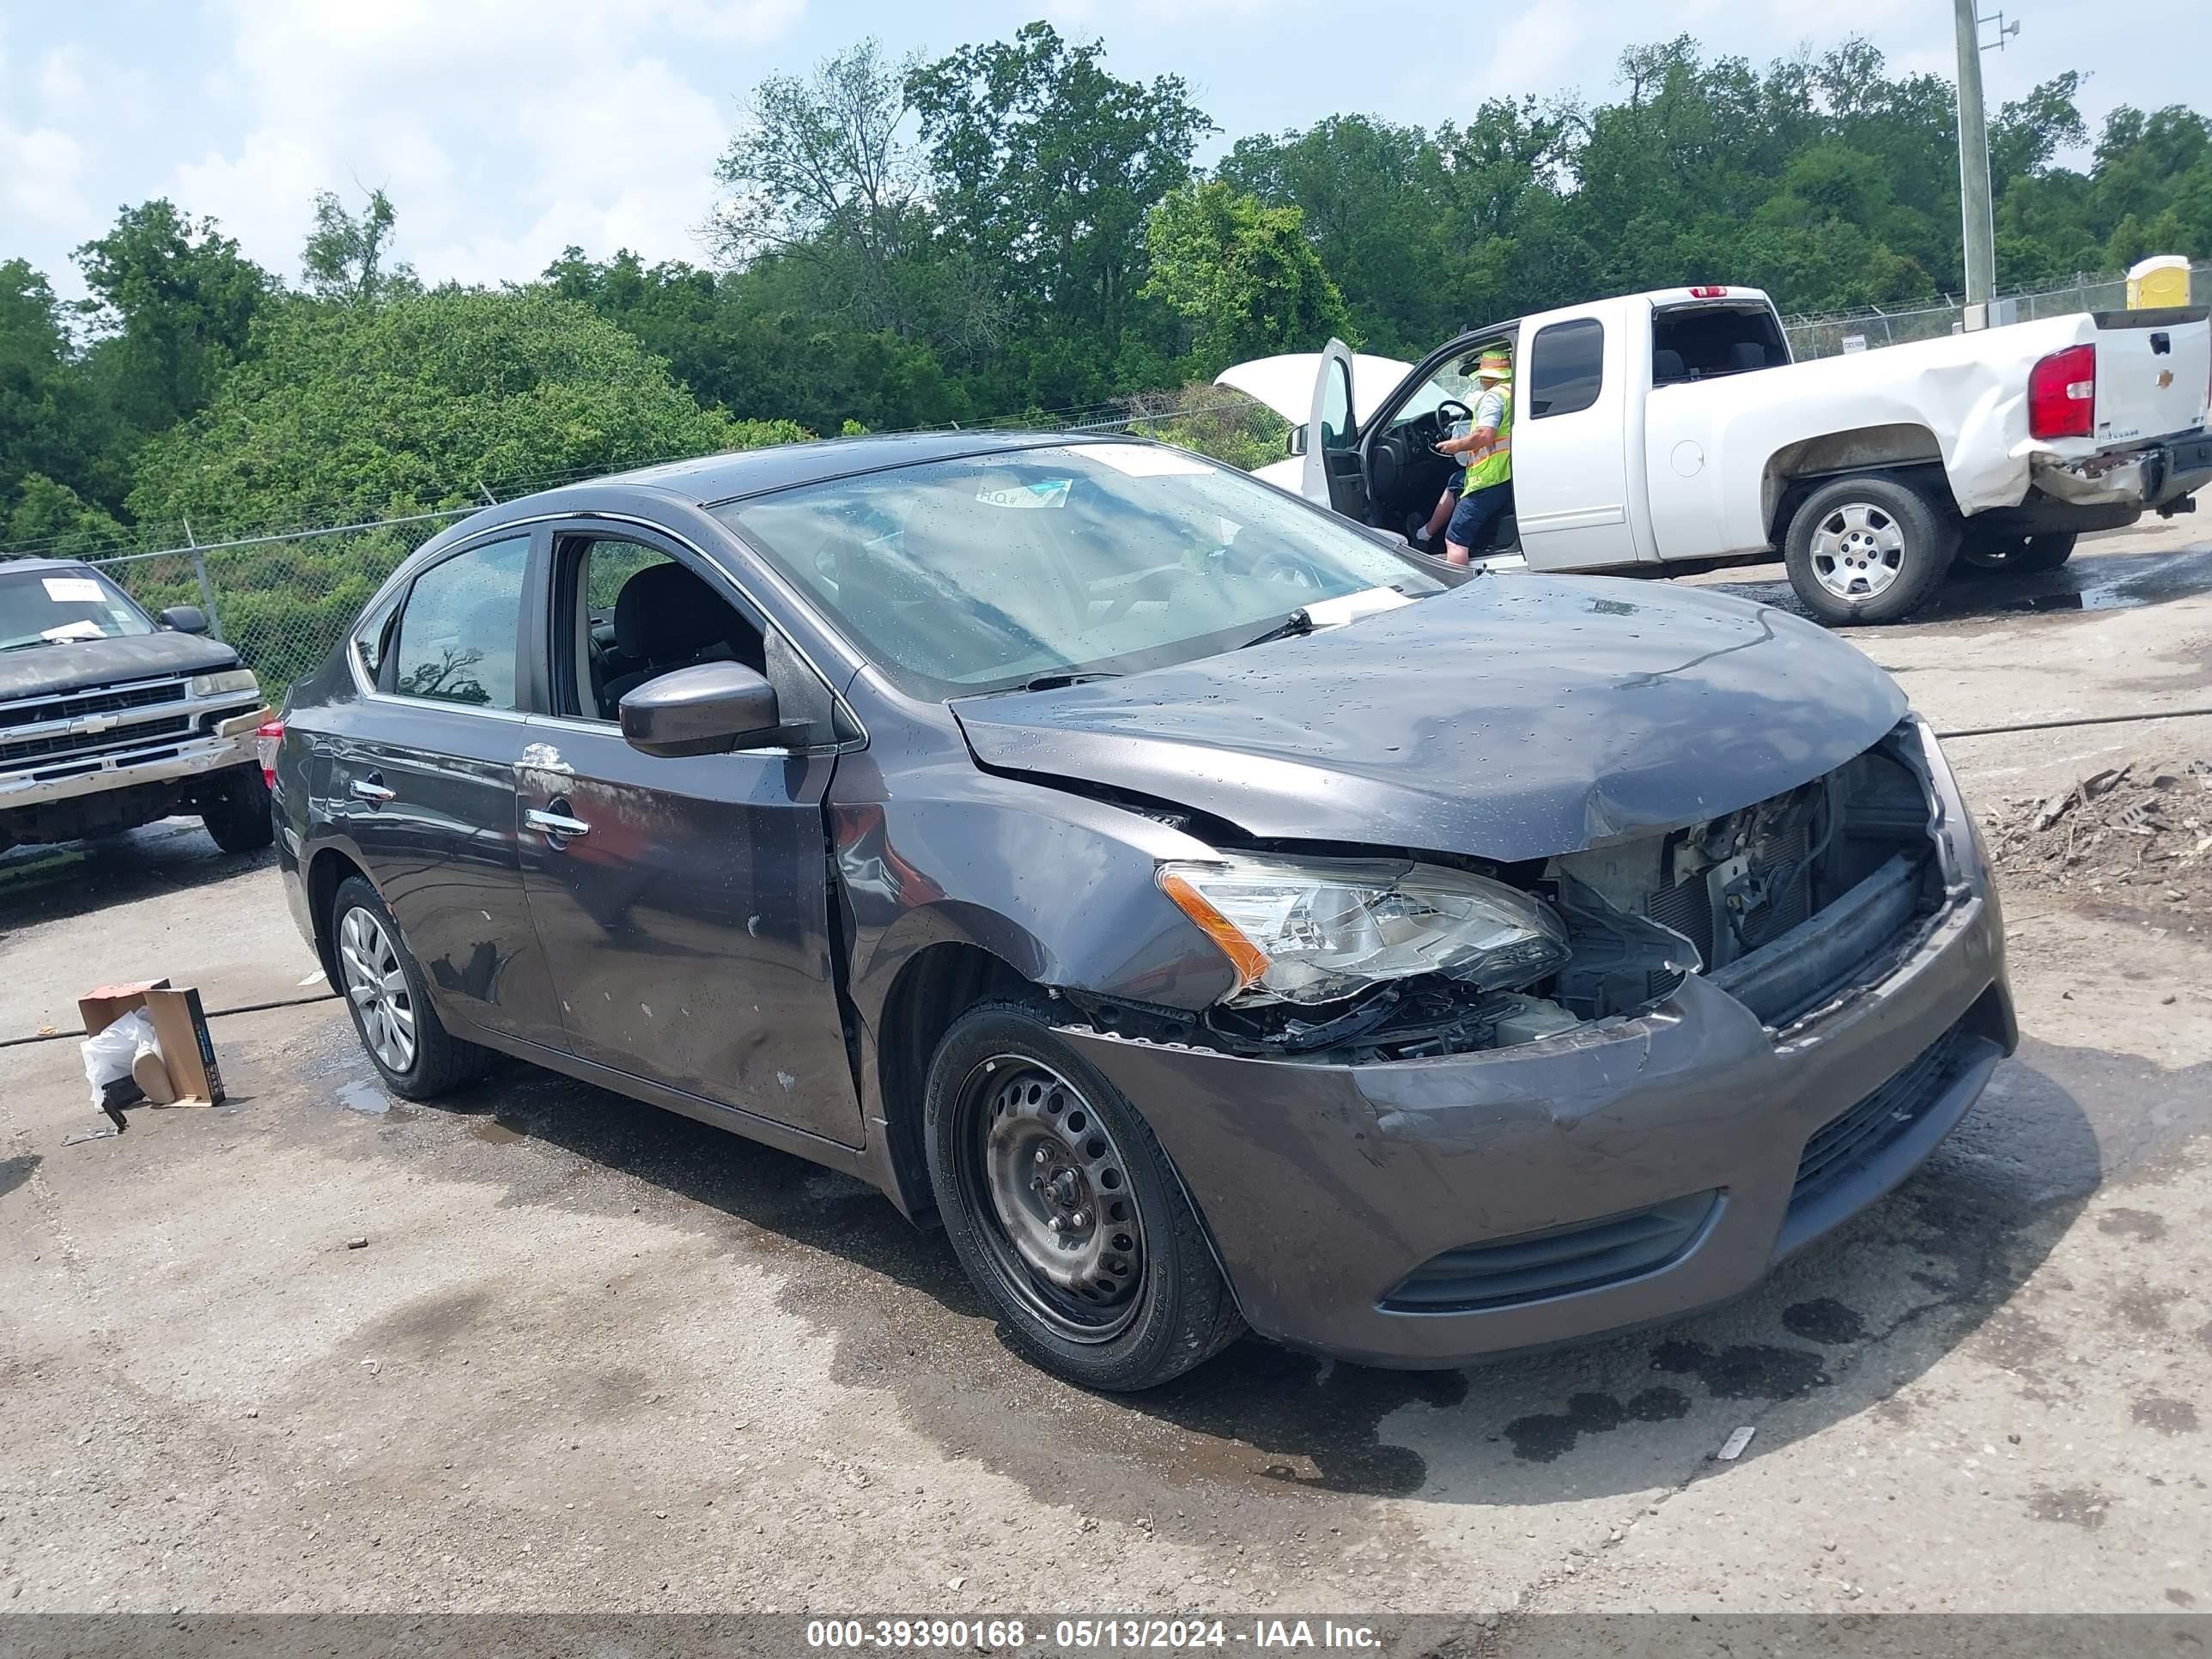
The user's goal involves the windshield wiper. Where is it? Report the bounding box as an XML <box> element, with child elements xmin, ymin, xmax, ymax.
<box><xmin>0</xmin><ymin>638</ymin><xmax>61</xmax><ymax>653</ymax></box>
<box><xmin>975</xmin><ymin>671</ymin><xmax>1124</xmax><ymax>696</ymax></box>
<box><xmin>1237</xmin><ymin>609</ymin><xmax>1314</xmax><ymax>651</ymax></box>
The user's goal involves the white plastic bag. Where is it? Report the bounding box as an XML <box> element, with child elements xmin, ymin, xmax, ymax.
<box><xmin>82</xmin><ymin>1010</ymin><xmax>156</xmax><ymax>1110</ymax></box>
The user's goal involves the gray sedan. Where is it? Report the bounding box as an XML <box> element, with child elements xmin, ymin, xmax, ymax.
<box><xmin>272</xmin><ymin>432</ymin><xmax>2014</xmax><ymax>1389</ymax></box>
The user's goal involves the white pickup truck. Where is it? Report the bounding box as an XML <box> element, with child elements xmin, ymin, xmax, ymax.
<box><xmin>1221</xmin><ymin>285</ymin><xmax>2212</xmax><ymax>623</ymax></box>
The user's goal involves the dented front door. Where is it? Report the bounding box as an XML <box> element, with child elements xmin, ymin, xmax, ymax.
<box><xmin>514</xmin><ymin>722</ymin><xmax>865</xmax><ymax>1148</ymax></box>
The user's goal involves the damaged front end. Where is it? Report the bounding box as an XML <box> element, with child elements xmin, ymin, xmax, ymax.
<box><xmin>1064</xmin><ymin>720</ymin><xmax>1962</xmax><ymax>1065</ymax></box>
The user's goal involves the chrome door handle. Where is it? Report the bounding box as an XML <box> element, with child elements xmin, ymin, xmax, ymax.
<box><xmin>524</xmin><ymin>806</ymin><xmax>590</xmax><ymax>840</ymax></box>
<box><xmin>349</xmin><ymin>776</ymin><xmax>395</xmax><ymax>804</ymax></box>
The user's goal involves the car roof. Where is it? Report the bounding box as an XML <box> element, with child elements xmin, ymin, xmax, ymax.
<box><xmin>0</xmin><ymin>556</ymin><xmax>96</xmax><ymax>574</ymax></box>
<box><xmin>595</xmin><ymin>429</ymin><xmax>1085</xmax><ymax>507</ymax></box>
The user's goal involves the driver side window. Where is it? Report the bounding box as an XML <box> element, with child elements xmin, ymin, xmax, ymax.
<box><xmin>558</xmin><ymin>538</ymin><xmax>767</xmax><ymax>722</ymax></box>
<box><xmin>1319</xmin><ymin>358</ymin><xmax>1354</xmax><ymax>451</ymax></box>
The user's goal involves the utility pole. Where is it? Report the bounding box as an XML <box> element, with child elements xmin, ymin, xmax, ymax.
<box><xmin>1953</xmin><ymin>0</ymin><xmax>1998</xmax><ymax>327</ymax></box>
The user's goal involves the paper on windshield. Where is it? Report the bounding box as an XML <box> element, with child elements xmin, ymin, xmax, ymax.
<box><xmin>1078</xmin><ymin>446</ymin><xmax>1214</xmax><ymax>477</ymax></box>
<box><xmin>976</xmin><ymin>480</ymin><xmax>1071</xmax><ymax>509</ymax></box>
<box><xmin>42</xmin><ymin>577</ymin><xmax>104</xmax><ymax>602</ymax></box>
<box><xmin>41</xmin><ymin>621</ymin><xmax>107</xmax><ymax>643</ymax></box>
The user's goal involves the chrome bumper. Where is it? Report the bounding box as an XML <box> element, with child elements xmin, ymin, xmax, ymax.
<box><xmin>0</xmin><ymin>705</ymin><xmax>266</xmax><ymax>811</ymax></box>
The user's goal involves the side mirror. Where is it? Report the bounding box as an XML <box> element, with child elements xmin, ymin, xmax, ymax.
<box><xmin>1285</xmin><ymin>424</ymin><xmax>1310</xmax><ymax>458</ymax></box>
<box><xmin>619</xmin><ymin>661</ymin><xmax>781</xmax><ymax>757</ymax></box>
<box><xmin>160</xmin><ymin>605</ymin><xmax>210</xmax><ymax>635</ymax></box>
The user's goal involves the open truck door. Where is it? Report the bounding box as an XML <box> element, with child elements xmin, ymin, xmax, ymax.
<box><xmin>1302</xmin><ymin>339</ymin><xmax>1370</xmax><ymax>519</ymax></box>
<box><xmin>1214</xmin><ymin>347</ymin><xmax>1416</xmax><ymax>508</ymax></box>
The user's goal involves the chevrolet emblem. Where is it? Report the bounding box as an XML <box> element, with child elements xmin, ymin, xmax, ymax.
<box><xmin>70</xmin><ymin>713</ymin><xmax>118</xmax><ymax>737</ymax></box>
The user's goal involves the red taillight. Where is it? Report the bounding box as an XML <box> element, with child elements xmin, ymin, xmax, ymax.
<box><xmin>1687</xmin><ymin>285</ymin><xmax>1729</xmax><ymax>299</ymax></box>
<box><xmin>2028</xmin><ymin>343</ymin><xmax>2096</xmax><ymax>439</ymax></box>
<box><xmin>255</xmin><ymin>719</ymin><xmax>284</xmax><ymax>790</ymax></box>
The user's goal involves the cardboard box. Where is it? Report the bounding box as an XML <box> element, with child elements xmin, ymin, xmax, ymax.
<box><xmin>77</xmin><ymin>979</ymin><xmax>226</xmax><ymax>1106</ymax></box>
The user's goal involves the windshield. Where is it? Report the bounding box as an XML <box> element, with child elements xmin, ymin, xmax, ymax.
<box><xmin>716</xmin><ymin>443</ymin><xmax>1443</xmax><ymax>698</ymax></box>
<box><xmin>1388</xmin><ymin>342</ymin><xmax>1506</xmax><ymax>434</ymax></box>
<box><xmin>0</xmin><ymin>566</ymin><xmax>155</xmax><ymax>653</ymax></box>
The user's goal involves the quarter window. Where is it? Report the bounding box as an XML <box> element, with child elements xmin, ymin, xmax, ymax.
<box><xmin>1528</xmin><ymin>319</ymin><xmax>1605</xmax><ymax>418</ymax></box>
<box><xmin>390</xmin><ymin>538</ymin><xmax>529</xmax><ymax>709</ymax></box>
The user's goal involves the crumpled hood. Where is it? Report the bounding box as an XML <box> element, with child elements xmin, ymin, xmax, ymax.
<box><xmin>952</xmin><ymin>575</ymin><xmax>1909</xmax><ymax>863</ymax></box>
<box><xmin>0</xmin><ymin>630</ymin><xmax>240</xmax><ymax>702</ymax></box>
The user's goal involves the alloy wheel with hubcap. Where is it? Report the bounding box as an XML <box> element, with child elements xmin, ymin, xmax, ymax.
<box><xmin>1809</xmin><ymin>501</ymin><xmax>1905</xmax><ymax>600</ymax></box>
<box><xmin>339</xmin><ymin>903</ymin><xmax>416</xmax><ymax>1074</ymax></box>
<box><xmin>1783</xmin><ymin>473</ymin><xmax>1956</xmax><ymax>625</ymax></box>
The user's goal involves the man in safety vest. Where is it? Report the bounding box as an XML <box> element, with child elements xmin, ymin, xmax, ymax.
<box><xmin>1431</xmin><ymin>348</ymin><xmax>1514</xmax><ymax>566</ymax></box>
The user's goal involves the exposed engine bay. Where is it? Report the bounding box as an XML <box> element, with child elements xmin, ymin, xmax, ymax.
<box><xmin>1066</xmin><ymin>724</ymin><xmax>1945</xmax><ymax>1064</ymax></box>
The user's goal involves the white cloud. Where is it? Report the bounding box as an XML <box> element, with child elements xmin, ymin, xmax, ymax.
<box><xmin>163</xmin><ymin>0</ymin><xmax>804</xmax><ymax>285</ymax></box>
<box><xmin>0</xmin><ymin>123</ymin><xmax>90</xmax><ymax>229</ymax></box>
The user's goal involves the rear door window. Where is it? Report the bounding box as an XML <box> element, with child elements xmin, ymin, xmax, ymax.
<box><xmin>390</xmin><ymin>538</ymin><xmax>529</xmax><ymax>709</ymax></box>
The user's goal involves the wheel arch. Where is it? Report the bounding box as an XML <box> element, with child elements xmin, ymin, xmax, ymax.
<box><xmin>305</xmin><ymin>844</ymin><xmax>372</xmax><ymax>984</ymax></box>
<box><xmin>1763</xmin><ymin>424</ymin><xmax>1954</xmax><ymax>544</ymax></box>
<box><xmin>872</xmin><ymin>938</ymin><xmax>1037</xmax><ymax>1221</ymax></box>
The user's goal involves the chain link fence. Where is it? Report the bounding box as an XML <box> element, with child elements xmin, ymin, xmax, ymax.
<box><xmin>1783</xmin><ymin>261</ymin><xmax>2211</xmax><ymax>360</ymax></box>
<box><xmin>84</xmin><ymin>517</ymin><xmax>467</xmax><ymax>707</ymax></box>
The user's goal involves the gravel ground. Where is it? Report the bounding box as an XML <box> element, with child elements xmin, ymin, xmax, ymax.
<box><xmin>3</xmin><ymin>521</ymin><xmax>2210</xmax><ymax>1639</ymax></box>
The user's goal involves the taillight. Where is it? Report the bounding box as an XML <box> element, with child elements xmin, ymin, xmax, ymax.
<box><xmin>255</xmin><ymin>719</ymin><xmax>284</xmax><ymax>790</ymax></box>
<box><xmin>2028</xmin><ymin>343</ymin><xmax>2096</xmax><ymax>439</ymax></box>
<box><xmin>1687</xmin><ymin>285</ymin><xmax>1729</xmax><ymax>298</ymax></box>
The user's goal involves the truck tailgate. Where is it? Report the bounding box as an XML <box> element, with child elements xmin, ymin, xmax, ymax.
<box><xmin>2091</xmin><ymin>307</ymin><xmax>2210</xmax><ymax>446</ymax></box>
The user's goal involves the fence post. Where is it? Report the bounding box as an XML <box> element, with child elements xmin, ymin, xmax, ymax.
<box><xmin>183</xmin><ymin>514</ymin><xmax>223</xmax><ymax>642</ymax></box>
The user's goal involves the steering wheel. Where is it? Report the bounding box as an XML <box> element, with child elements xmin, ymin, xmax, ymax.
<box><xmin>1431</xmin><ymin>399</ymin><xmax>1474</xmax><ymax>447</ymax></box>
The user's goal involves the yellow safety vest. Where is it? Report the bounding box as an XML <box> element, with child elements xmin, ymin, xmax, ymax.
<box><xmin>1468</xmin><ymin>382</ymin><xmax>1512</xmax><ymax>490</ymax></box>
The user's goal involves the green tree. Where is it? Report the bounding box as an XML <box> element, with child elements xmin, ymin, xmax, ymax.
<box><xmin>73</xmin><ymin>200</ymin><xmax>274</xmax><ymax>437</ymax></box>
<box><xmin>301</xmin><ymin>187</ymin><xmax>417</xmax><ymax>304</ymax></box>
<box><xmin>127</xmin><ymin>287</ymin><xmax>782</xmax><ymax>535</ymax></box>
<box><xmin>3</xmin><ymin>474</ymin><xmax>128</xmax><ymax>558</ymax></box>
<box><xmin>1142</xmin><ymin>182</ymin><xmax>1351</xmax><ymax>366</ymax></box>
<box><xmin>907</xmin><ymin>21</ymin><xmax>1212</xmax><ymax>398</ymax></box>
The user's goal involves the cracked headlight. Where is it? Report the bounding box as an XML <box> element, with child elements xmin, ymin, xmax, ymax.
<box><xmin>190</xmin><ymin>667</ymin><xmax>259</xmax><ymax>698</ymax></box>
<box><xmin>1158</xmin><ymin>855</ymin><xmax>1569</xmax><ymax>1006</ymax></box>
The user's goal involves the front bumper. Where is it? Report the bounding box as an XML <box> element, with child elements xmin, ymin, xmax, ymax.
<box><xmin>0</xmin><ymin>703</ymin><xmax>266</xmax><ymax>811</ymax></box>
<box><xmin>1062</xmin><ymin>874</ymin><xmax>2011</xmax><ymax>1370</ymax></box>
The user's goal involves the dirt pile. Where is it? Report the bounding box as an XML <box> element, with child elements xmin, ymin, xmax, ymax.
<box><xmin>1981</xmin><ymin>754</ymin><xmax>2212</xmax><ymax>909</ymax></box>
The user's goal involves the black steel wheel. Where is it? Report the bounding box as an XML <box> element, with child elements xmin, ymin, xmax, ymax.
<box><xmin>924</xmin><ymin>1001</ymin><xmax>1243</xmax><ymax>1389</ymax></box>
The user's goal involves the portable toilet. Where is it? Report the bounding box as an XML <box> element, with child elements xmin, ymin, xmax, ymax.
<box><xmin>2127</xmin><ymin>255</ymin><xmax>2191</xmax><ymax>309</ymax></box>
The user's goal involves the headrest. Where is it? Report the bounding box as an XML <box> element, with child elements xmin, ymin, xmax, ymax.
<box><xmin>1728</xmin><ymin>341</ymin><xmax>1767</xmax><ymax>371</ymax></box>
<box><xmin>1652</xmin><ymin>348</ymin><xmax>1686</xmax><ymax>381</ymax></box>
<box><xmin>613</xmin><ymin>561</ymin><xmax>727</xmax><ymax>660</ymax></box>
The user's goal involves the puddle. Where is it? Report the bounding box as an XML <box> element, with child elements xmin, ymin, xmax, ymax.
<box><xmin>336</xmin><ymin>1079</ymin><xmax>405</xmax><ymax>1116</ymax></box>
<box><xmin>473</xmin><ymin>1117</ymin><xmax>526</xmax><ymax>1145</ymax></box>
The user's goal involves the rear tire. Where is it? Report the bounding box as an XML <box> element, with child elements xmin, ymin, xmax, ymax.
<box><xmin>923</xmin><ymin>1000</ymin><xmax>1244</xmax><ymax>1390</ymax></box>
<box><xmin>1784</xmin><ymin>475</ymin><xmax>1958</xmax><ymax>626</ymax></box>
<box><xmin>199</xmin><ymin>765</ymin><xmax>275</xmax><ymax>854</ymax></box>
<box><xmin>1960</xmin><ymin>531</ymin><xmax>2077</xmax><ymax>575</ymax></box>
<box><xmin>329</xmin><ymin>875</ymin><xmax>490</xmax><ymax>1099</ymax></box>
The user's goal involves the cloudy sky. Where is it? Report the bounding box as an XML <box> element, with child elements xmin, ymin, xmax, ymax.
<box><xmin>3</xmin><ymin>0</ymin><xmax>2203</xmax><ymax>301</ymax></box>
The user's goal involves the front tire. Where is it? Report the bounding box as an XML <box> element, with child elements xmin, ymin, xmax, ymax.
<box><xmin>199</xmin><ymin>765</ymin><xmax>276</xmax><ymax>854</ymax></box>
<box><xmin>923</xmin><ymin>1001</ymin><xmax>1244</xmax><ymax>1390</ymax></box>
<box><xmin>1784</xmin><ymin>475</ymin><xmax>1958</xmax><ymax>625</ymax></box>
<box><xmin>1960</xmin><ymin>530</ymin><xmax>2077</xmax><ymax>575</ymax></box>
<box><xmin>329</xmin><ymin>875</ymin><xmax>489</xmax><ymax>1099</ymax></box>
